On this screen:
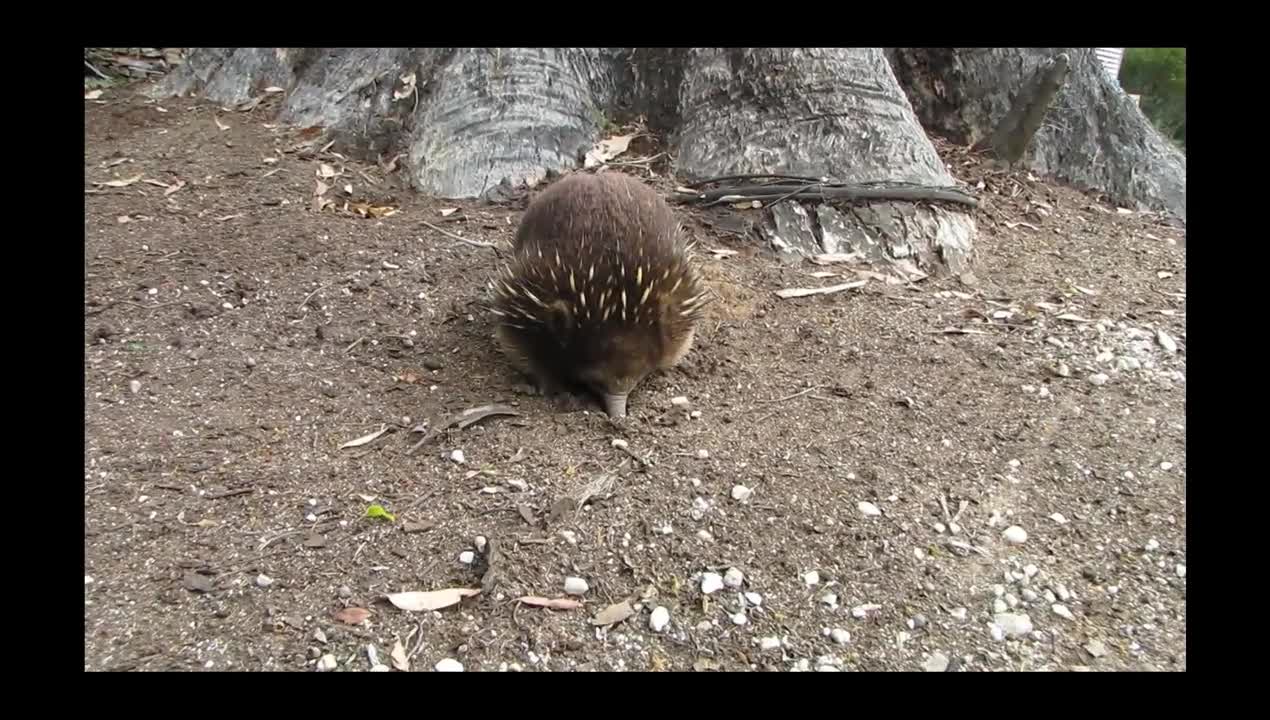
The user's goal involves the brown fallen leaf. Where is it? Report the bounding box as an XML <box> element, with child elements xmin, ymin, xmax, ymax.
<box><xmin>334</xmin><ymin>606</ymin><xmax>371</xmax><ymax>625</ymax></box>
<box><xmin>591</xmin><ymin>599</ymin><xmax>635</xmax><ymax>626</ymax></box>
<box><xmin>386</xmin><ymin>588</ymin><xmax>480</xmax><ymax>612</ymax></box>
<box><xmin>517</xmin><ymin>596</ymin><xmax>584</xmax><ymax>611</ymax></box>
<box><xmin>95</xmin><ymin>174</ymin><xmax>143</xmax><ymax>188</ymax></box>
<box><xmin>584</xmin><ymin>133</ymin><xmax>636</xmax><ymax>168</ymax></box>
<box><xmin>339</xmin><ymin>424</ymin><xmax>388</xmax><ymax>450</ymax></box>
<box><xmin>390</xmin><ymin>640</ymin><xmax>410</xmax><ymax>671</ymax></box>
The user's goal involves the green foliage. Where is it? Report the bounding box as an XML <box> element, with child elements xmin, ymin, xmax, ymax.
<box><xmin>1120</xmin><ymin>48</ymin><xmax>1186</xmax><ymax>151</ymax></box>
<box><xmin>365</xmin><ymin>504</ymin><xmax>395</xmax><ymax>522</ymax></box>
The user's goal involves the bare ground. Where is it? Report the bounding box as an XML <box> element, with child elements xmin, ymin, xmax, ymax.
<box><xmin>84</xmin><ymin>87</ymin><xmax>1186</xmax><ymax>672</ymax></box>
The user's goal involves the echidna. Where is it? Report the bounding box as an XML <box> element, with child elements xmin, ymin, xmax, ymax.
<box><xmin>490</xmin><ymin>172</ymin><xmax>708</xmax><ymax>417</ymax></box>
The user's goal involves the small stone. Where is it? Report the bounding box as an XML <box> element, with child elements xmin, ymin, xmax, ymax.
<box><xmin>1005</xmin><ymin>593</ymin><xmax>1019</xmax><ymax>608</ymax></box>
<box><xmin>458</xmin><ymin>551</ymin><xmax>475</xmax><ymax>565</ymax></box>
<box><xmin>992</xmin><ymin>584</ymin><xmax>1006</xmax><ymax>597</ymax></box>
<box><xmin>370</xmin><ymin>664</ymin><xmax>390</xmax><ymax>672</ymax></box>
<box><xmin>923</xmin><ymin>652</ymin><xmax>950</xmax><ymax>672</ymax></box>
<box><xmin>911</xmin><ymin>614</ymin><xmax>928</xmax><ymax>629</ymax></box>
<box><xmin>1160</xmin><ymin>461</ymin><xmax>1174</xmax><ymax>471</ymax></box>
<box><xmin>1084</xmin><ymin>639</ymin><xmax>1108</xmax><ymax>658</ymax></box>
<box><xmin>857</xmin><ymin>501</ymin><xmax>882</xmax><ymax>517</ymax></box>
<box><xmin>1038</xmin><ymin>386</ymin><xmax>1051</xmax><ymax>398</ymax></box>
<box><xmin>989</xmin><ymin>624</ymin><xmax>1006</xmax><ymax>642</ymax></box>
<box><xmin>474</xmin><ymin>536</ymin><xmax>487</xmax><ymax>553</ymax></box>
<box><xmin>993</xmin><ymin>598</ymin><xmax>1008</xmax><ymax>614</ymax></box>
<box><xmin>696</xmin><ymin>530</ymin><xmax>714</xmax><ymax>542</ymax></box>
<box><xmin>1055</xmin><ymin>583</ymin><xmax>1071</xmax><ymax>602</ymax></box>
<box><xmin>1052</xmin><ymin>604</ymin><xmax>1075</xmax><ymax>620</ymax></box>
<box><xmin>1176</xmin><ymin>564</ymin><xmax>1186</xmax><ymax>578</ymax></box>
<box><xmin>1008</xmin><ymin>459</ymin><xmax>1021</xmax><ymax>469</ymax></box>
<box><xmin>671</xmin><ymin>396</ymin><xmax>690</xmax><ymax>408</ymax></box>
<box><xmin>659</xmin><ymin>524</ymin><xmax>674</xmax><ymax>535</ymax></box>
<box><xmin>803</xmin><ymin>570</ymin><xmax>821</xmax><ymax>586</ymax></box>
<box><xmin>1024</xmin><ymin>564</ymin><xmax>1039</xmax><ymax>578</ymax></box>
<box><xmin>1145</xmin><ymin>538</ymin><xmax>1160</xmax><ymax>552</ymax></box>
<box><xmin>851</xmin><ymin>603</ymin><xmax>881</xmax><ymax>619</ymax></box>
<box><xmin>744</xmin><ymin>592</ymin><xmax>763</xmax><ymax>606</ymax></box>
<box><xmin>731</xmin><ymin>611</ymin><xmax>748</xmax><ymax>625</ymax></box>
<box><xmin>1116</xmin><ymin>356</ymin><xmax>1142</xmax><ymax>372</ymax></box>
<box><xmin>84</xmin><ymin>575</ymin><xmax>95</xmax><ymax>585</ymax></box>
<box><xmin>831</xmin><ymin>628</ymin><xmax>851</xmax><ymax>645</ymax></box>
<box><xmin>313</xmin><ymin>628</ymin><xmax>328</xmax><ymax>644</ymax></box>
<box><xmin>449</xmin><ymin>449</ymin><xmax>465</xmax><ymax>464</ymax></box>
<box><xmin>1056</xmin><ymin>362</ymin><xmax>1072</xmax><ymax>377</ymax></box>
<box><xmin>993</xmin><ymin>613</ymin><xmax>1033</xmax><ymax>638</ymax></box>
<box><xmin>950</xmin><ymin>607</ymin><xmax>968</xmax><ymax>621</ymax></box>
<box><xmin>649</xmin><ymin>606</ymin><xmax>671</xmax><ymax>633</ymax></box>
<box><xmin>317</xmin><ymin>654</ymin><xmax>338</xmax><ymax>671</ymax></box>
<box><xmin>948</xmin><ymin>522</ymin><xmax>962</xmax><ymax>535</ymax></box>
<box><xmin>690</xmin><ymin>410</ymin><xmax>702</xmax><ymax>419</ymax></box>
<box><xmin>507</xmin><ymin>478</ymin><xmax>529</xmax><ymax>492</ymax></box>
<box><xmin>696</xmin><ymin>449</ymin><xmax>710</xmax><ymax>459</ymax></box>
<box><xmin>559</xmin><ymin>530</ymin><xmax>578</xmax><ymax>544</ymax></box>
<box><xmin>934</xmin><ymin>522</ymin><xmax>947</xmax><ymax>533</ymax></box>
<box><xmin>695</xmin><ymin>621</ymin><xmax>713</xmax><ymax>632</ymax></box>
<box><xmin>564</xmin><ymin>577</ymin><xmax>589</xmax><ymax>595</ymax></box>
<box><xmin>246</xmin><ymin>356</ymin><xmax>257</xmax><ymax>368</ymax></box>
<box><xmin>1022</xmin><ymin>384</ymin><xmax>1036</xmax><ymax>394</ymax></box>
<box><xmin>724</xmin><ymin>567</ymin><xmax>745</xmax><ymax>589</ymax></box>
<box><xmin>760</xmin><ymin>636</ymin><xmax>782</xmax><ymax>651</ymax></box>
<box><xmin>1022</xmin><ymin>589</ymin><xmax>1039</xmax><ymax>603</ymax></box>
<box><xmin>256</xmin><ymin>574</ymin><xmax>274</xmax><ymax>588</ymax></box>
<box><xmin>1108</xmin><ymin>585</ymin><xmax>1119</xmax><ymax>595</ymax></box>
<box><xmin>1044</xmin><ymin>589</ymin><xmax>1057</xmax><ymax>603</ymax></box>
<box><xmin>731</xmin><ymin>484</ymin><xmax>753</xmax><ymax>502</ymax></box>
<box><xmin>337</xmin><ymin>585</ymin><xmax>352</xmax><ymax>598</ymax></box>
<box><xmin>1049</xmin><ymin>513</ymin><xmax>1068</xmax><ymax>524</ymax></box>
<box><xmin>700</xmin><ymin>572</ymin><xmax>724</xmax><ymax>594</ymax></box>
<box><xmin>611</xmin><ymin>438</ymin><xmax>628</xmax><ymax>450</ymax></box>
<box><xmin>821</xmin><ymin>593</ymin><xmax>839</xmax><ymax>608</ymax></box>
<box><xmin>128</xmin><ymin>379</ymin><xmax>142</xmax><ymax>394</ymax></box>
<box><xmin>1156</xmin><ymin>329</ymin><xmax>1178</xmax><ymax>353</ymax></box>
<box><xmin>1095</xmin><ymin>350</ymin><xmax>1114</xmax><ymax>363</ymax></box>
<box><xmin>1003</xmin><ymin>526</ymin><xmax>1028</xmax><ymax>545</ymax></box>
<box><xmin>435</xmin><ymin>658</ymin><xmax>464</xmax><ymax>672</ymax></box>
<box><xmin>1088</xmin><ymin>373</ymin><xmax>1109</xmax><ymax>386</ymax></box>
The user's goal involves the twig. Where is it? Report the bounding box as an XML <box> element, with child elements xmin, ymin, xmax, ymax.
<box><xmin>206</xmin><ymin>488</ymin><xmax>253</xmax><ymax>500</ymax></box>
<box><xmin>345</xmin><ymin>337</ymin><xmax>364</xmax><ymax>353</ymax></box>
<box><xmin>758</xmin><ymin>386</ymin><xmax>822</xmax><ymax>404</ymax></box>
<box><xmin>298</xmin><ymin>283</ymin><xmax>335</xmax><ymax>311</ymax></box>
<box><xmin>683</xmin><ymin>173</ymin><xmax>825</xmax><ymax>188</ymax></box>
<box><xmin>84</xmin><ymin>59</ymin><xmax>109</xmax><ymax>80</ymax></box>
<box><xmin>420</xmin><ymin>220</ymin><xmax>497</xmax><ymax>250</ymax></box>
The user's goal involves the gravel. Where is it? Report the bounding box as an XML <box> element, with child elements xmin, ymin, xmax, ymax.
<box><xmin>830</xmin><ymin>628</ymin><xmax>851</xmax><ymax>645</ymax></box>
<box><xmin>1052</xmin><ymin>604</ymin><xmax>1075</xmax><ymax>620</ymax></box>
<box><xmin>923</xmin><ymin>652</ymin><xmax>950</xmax><ymax>672</ymax></box>
<box><xmin>649</xmin><ymin>606</ymin><xmax>671</xmax><ymax>633</ymax></box>
<box><xmin>993</xmin><ymin>613</ymin><xmax>1034</xmax><ymax>638</ymax></box>
<box><xmin>435</xmin><ymin>658</ymin><xmax>464</xmax><ymax>672</ymax></box>
<box><xmin>724</xmin><ymin>567</ymin><xmax>745</xmax><ymax>589</ymax></box>
<box><xmin>701</xmin><ymin>572</ymin><xmax>724</xmax><ymax>594</ymax></box>
<box><xmin>857</xmin><ymin>501</ymin><xmax>882</xmax><ymax>516</ymax></box>
<box><xmin>1003</xmin><ymin>526</ymin><xmax>1029</xmax><ymax>545</ymax></box>
<box><xmin>564</xmin><ymin>577</ymin><xmax>589</xmax><ymax>595</ymax></box>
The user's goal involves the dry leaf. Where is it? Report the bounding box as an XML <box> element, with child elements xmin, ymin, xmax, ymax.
<box><xmin>390</xmin><ymin>640</ymin><xmax>410</xmax><ymax>671</ymax></box>
<box><xmin>164</xmin><ymin>180</ymin><xmax>187</xmax><ymax>197</ymax></box>
<box><xmin>265</xmin><ymin>86</ymin><xmax>284</xmax><ymax>94</ymax></box>
<box><xmin>214</xmin><ymin>116</ymin><xmax>230</xmax><ymax>131</ymax></box>
<box><xmin>318</xmin><ymin>163</ymin><xmax>337</xmax><ymax>179</ymax></box>
<box><xmin>386</xmin><ymin>588</ymin><xmax>480</xmax><ymax>612</ymax></box>
<box><xmin>584</xmin><ymin>133</ymin><xmax>636</xmax><ymax>168</ymax></box>
<box><xmin>96</xmin><ymin>174</ymin><xmax>143</xmax><ymax>188</ymax></box>
<box><xmin>334</xmin><ymin>607</ymin><xmax>371</xmax><ymax>625</ymax></box>
<box><xmin>340</xmin><ymin>424</ymin><xmax>388</xmax><ymax>450</ymax></box>
<box><xmin>774</xmin><ymin>279</ymin><xmax>867</xmax><ymax>299</ymax></box>
<box><xmin>439</xmin><ymin>208</ymin><xmax>459</xmax><ymax>217</ymax></box>
<box><xmin>591</xmin><ymin>599</ymin><xmax>635</xmax><ymax>626</ymax></box>
<box><xmin>357</xmin><ymin>493</ymin><xmax>377</xmax><ymax>503</ymax></box>
<box><xmin>314</xmin><ymin>180</ymin><xmax>330</xmax><ymax>197</ymax></box>
<box><xmin>1056</xmin><ymin>313</ymin><xmax>1092</xmax><ymax>323</ymax></box>
<box><xmin>517</xmin><ymin>596</ymin><xmax>584</xmax><ymax>610</ymax></box>
<box><xmin>84</xmin><ymin>89</ymin><xmax>104</xmax><ymax>100</ymax></box>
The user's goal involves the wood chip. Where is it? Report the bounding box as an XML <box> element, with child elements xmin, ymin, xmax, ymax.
<box><xmin>774</xmin><ymin>279</ymin><xmax>867</xmax><ymax>299</ymax></box>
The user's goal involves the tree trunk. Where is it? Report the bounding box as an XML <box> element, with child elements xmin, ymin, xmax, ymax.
<box><xmin>889</xmin><ymin>47</ymin><xmax>1186</xmax><ymax>224</ymax></box>
<box><xmin>153</xmin><ymin>47</ymin><xmax>1172</xmax><ymax>280</ymax></box>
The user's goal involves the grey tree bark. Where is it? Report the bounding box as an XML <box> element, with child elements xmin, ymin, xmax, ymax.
<box><xmin>152</xmin><ymin>47</ymin><xmax>1170</xmax><ymax>280</ymax></box>
<box><xmin>888</xmin><ymin>47</ymin><xmax>1186</xmax><ymax>224</ymax></box>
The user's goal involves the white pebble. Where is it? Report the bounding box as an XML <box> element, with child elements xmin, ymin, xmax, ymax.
<box><xmin>731</xmin><ymin>612</ymin><xmax>748</xmax><ymax>625</ymax></box>
<box><xmin>256</xmin><ymin>574</ymin><xmax>274</xmax><ymax>588</ymax></box>
<box><xmin>474</xmin><ymin>536</ymin><xmax>487</xmax><ymax>552</ymax></box>
<box><xmin>923</xmin><ymin>652</ymin><xmax>950</xmax><ymax>672</ymax></box>
<box><xmin>317</xmin><ymin>654</ymin><xmax>338</xmax><ymax>671</ymax></box>
<box><xmin>803</xmin><ymin>570</ymin><xmax>821</xmax><ymax>587</ymax></box>
<box><xmin>671</xmin><ymin>396</ymin><xmax>690</xmax><ymax>408</ymax></box>
<box><xmin>760</xmin><ymin>636</ymin><xmax>782</xmax><ymax>651</ymax></box>
<box><xmin>1095</xmin><ymin>350</ymin><xmax>1114</xmax><ymax>363</ymax></box>
<box><xmin>1022</xmin><ymin>589</ymin><xmax>1039</xmax><ymax>603</ymax></box>
<box><xmin>1005</xmin><ymin>593</ymin><xmax>1019</xmax><ymax>608</ymax></box>
<box><xmin>1088</xmin><ymin>373</ymin><xmax>1109</xmax><ymax>386</ymax></box>
<box><xmin>857</xmin><ymin>501</ymin><xmax>881</xmax><ymax>517</ymax></box>
<box><xmin>611</xmin><ymin>438</ymin><xmax>628</xmax><ymax>450</ymax></box>
<box><xmin>948</xmin><ymin>522</ymin><xmax>962</xmax><ymax>535</ymax></box>
<box><xmin>434</xmin><ymin>658</ymin><xmax>464</xmax><ymax>672</ymax></box>
<box><xmin>222</xmin><ymin>302</ymin><xmax>234</xmax><ymax>310</ymax></box>
<box><xmin>744</xmin><ymin>592</ymin><xmax>763</xmax><ymax>607</ymax></box>
<box><xmin>993</xmin><ymin>599</ymin><xmax>1008</xmax><ymax>614</ymax></box>
<box><xmin>458</xmin><ymin>551</ymin><xmax>475</xmax><ymax>565</ymax></box>
<box><xmin>724</xmin><ymin>567</ymin><xmax>745</xmax><ymax>589</ymax></box>
<box><xmin>1052</xmin><ymin>604</ymin><xmax>1075</xmax><ymax>620</ymax></box>
<box><xmin>992</xmin><ymin>584</ymin><xmax>1006</xmax><ymax>597</ymax></box>
<box><xmin>560</xmin><ymin>530</ymin><xmax>577</xmax><ymax>544</ymax></box>
<box><xmin>1176</xmin><ymin>564</ymin><xmax>1186</xmax><ymax>578</ymax></box>
<box><xmin>1116</xmin><ymin>356</ymin><xmax>1141</xmax><ymax>372</ymax></box>
<box><xmin>831</xmin><ymin>628</ymin><xmax>851</xmax><ymax>645</ymax></box>
<box><xmin>989</xmin><ymin>624</ymin><xmax>1005</xmax><ymax>642</ymax></box>
<box><xmin>821</xmin><ymin>593</ymin><xmax>839</xmax><ymax>608</ymax></box>
<box><xmin>84</xmin><ymin>575</ymin><xmax>95</xmax><ymax>585</ymax></box>
<box><xmin>731</xmin><ymin>484</ymin><xmax>753</xmax><ymax>502</ymax></box>
<box><xmin>1049</xmin><ymin>513</ymin><xmax>1068</xmax><ymax>524</ymax></box>
<box><xmin>1056</xmin><ymin>361</ymin><xmax>1072</xmax><ymax>377</ymax></box>
<box><xmin>649</xmin><ymin>606</ymin><xmax>671</xmax><ymax>633</ymax></box>
<box><xmin>993</xmin><ymin>613</ymin><xmax>1033</xmax><ymax>638</ymax></box>
<box><xmin>369</xmin><ymin>664</ymin><xmax>390</xmax><ymax>672</ymax></box>
<box><xmin>1156</xmin><ymin>329</ymin><xmax>1178</xmax><ymax>353</ymax></box>
<box><xmin>700</xmin><ymin>572</ymin><xmax>724</xmax><ymax>594</ymax></box>
<box><xmin>934</xmin><ymin>522</ymin><xmax>947</xmax><ymax>533</ymax></box>
<box><xmin>306</xmin><ymin>513</ymin><xmax>318</xmax><ymax>522</ymax></box>
<box><xmin>696</xmin><ymin>449</ymin><xmax>710</xmax><ymax>459</ymax></box>
<box><xmin>690</xmin><ymin>410</ymin><xmax>702</xmax><ymax>419</ymax></box>
<box><xmin>564</xmin><ymin>577</ymin><xmax>589</xmax><ymax>595</ymax></box>
<box><xmin>949</xmin><ymin>607</ymin><xmax>968</xmax><ymax>621</ymax></box>
<box><xmin>1055</xmin><ymin>583</ymin><xmax>1071</xmax><ymax>602</ymax></box>
<box><xmin>1008</xmin><ymin>459</ymin><xmax>1021</xmax><ymax>469</ymax></box>
<box><xmin>129</xmin><ymin>379</ymin><xmax>142</xmax><ymax>394</ymax></box>
<box><xmin>696</xmin><ymin>530</ymin><xmax>714</xmax><ymax>542</ymax></box>
<box><xmin>1038</xmin><ymin>386</ymin><xmax>1051</xmax><ymax>398</ymax></box>
<box><xmin>1160</xmin><ymin>461</ymin><xmax>1174</xmax><ymax>471</ymax></box>
<box><xmin>1145</xmin><ymin>538</ymin><xmax>1160</xmax><ymax>552</ymax></box>
<box><xmin>1022</xmin><ymin>384</ymin><xmax>1036</xmax><ymax>394</ymax></box>
<box><xmin>851</xmin><ymin>603</ymin><xmax>881</xmax><ymax>619</ymax></box>
<box><xmin>1024</xmin><ymin>564</ymin><xmax>1039</xmax><ymax>578</ymax></box>
<box><xmin>1003</xmin><ymin>526</ymin><xmax>1028</xmax><ymax>545</ymax></box>
<box><xmin>659</xmin><ymin>524</ymin><xmax>673</xmax><ymax>535</ymax></box>
<box><xmin>449</xmin><ymin>449</ymin><xmax>465</xmax><ymax>464</ymax></box>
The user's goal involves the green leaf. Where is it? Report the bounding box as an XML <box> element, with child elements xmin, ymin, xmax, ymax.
<box><xmin>366</xmin><ymin>504</ymin><xmax>395</xmax><ymax>522</ymax></box>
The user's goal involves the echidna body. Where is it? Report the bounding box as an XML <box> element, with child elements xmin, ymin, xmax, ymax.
<box><xmin>491</xmin><ymin>172</ymin><xmax>708</xmax><ymax>417</ymax></box>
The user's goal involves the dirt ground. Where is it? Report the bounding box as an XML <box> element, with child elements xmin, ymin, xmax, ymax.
<box><xmin>84</xmin><ymin>87</ymin><xmax>1186</xmax><ymax>672</ymax></box>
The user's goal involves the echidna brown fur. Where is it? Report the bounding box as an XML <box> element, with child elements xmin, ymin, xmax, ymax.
<box><xmin>489</xmin><ymin>172</ymin><xmax>708</xmax><ymax>417</ymax></box>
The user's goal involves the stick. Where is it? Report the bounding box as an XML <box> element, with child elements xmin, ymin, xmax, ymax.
<box><xmin>757</xmin><ymin>386</ymin><xmax>822</xmax><ymax>404</ymax></box>
<box><xmin>419</xmin><ymin>220</ymin><xmax>497</xmax><ymax>250</ymax></box>
<box><xmin>84</xmin><ymin>59</ymin><xmax>109</xmax><ymax>80</ymax></box>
